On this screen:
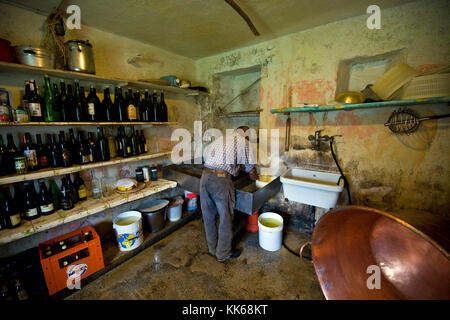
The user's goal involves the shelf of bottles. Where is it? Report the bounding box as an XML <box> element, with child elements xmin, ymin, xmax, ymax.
<box><xmin>0</xmin><ymin>121</ymin><xmax>177</xmax><ymax>126</ymax></box>
<box><xmin>0</xmin><ymin>71</ymin><xmax>174</xmax><ymax>125</ymax></box>
<box><xmin>0</xmin><ymin>178</ymin><xmax>177</xmax><ymax>245</ymax></box>
<box><xmin>0</xmin><ymin>61</ymin><xmax>208</xmax><ymax>96</ymax></box>
<box><xmin>0</xmin><ymin>124</ymin><xmax>173</xmax><ymax>185</ymax></box>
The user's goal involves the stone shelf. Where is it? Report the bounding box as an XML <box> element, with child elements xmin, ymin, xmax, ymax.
<box><xmin>0</xmin><ymin>150</ymin><xmax>172</xmax><ymax>185</ymax></box>
<box><xmin>0</xmin><ymin>178</ymin><xmax>177</xmax><ymax>245</ymax></box>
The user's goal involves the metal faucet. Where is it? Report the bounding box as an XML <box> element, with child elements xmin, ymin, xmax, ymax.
<box><xmin>308</xmin><ymin>130</ymin><xmax>331</xmax><ymax>149</ymax></box>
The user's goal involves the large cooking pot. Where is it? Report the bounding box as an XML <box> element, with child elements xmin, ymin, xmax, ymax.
<box><xmin>300</xmin><ymin>206</ymin><xmax>450</xmax><ymax>300</ymax></box>
<box><xmin>0</xmin><ymin>38</ymin><xmax>14</xmax><ymax>63</ymax></box>
<box><xmin>65</xmin><ymin>39</ymin><xmax>95</xmax><ymax>74</ymax></box>
<box><xmin>14</xmin><ymin>46</ymin><xmax>55</xmax><ymax>68</ymax></box>
<box><xmin>140</xmin><ymin>199</ymin><xmax>169</xmax><ymax>233</ymax></box>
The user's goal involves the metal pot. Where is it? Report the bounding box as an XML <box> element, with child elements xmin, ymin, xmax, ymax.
<box><xmin>14</xmin><ymin>46</ymin><xmax>55</xmax><ymax>68</ymax></box>
<box><xmin>65</xmin><ymin>39</ymin><xmax>95</xmax><ymax>74</ymax></box>
<box><xmin>300</xmin><ymin>206</ymin><xmax>450</xmax><ymax>300</ymax></box>
<box><xmin>140</xmin><ymin>199</ymin><xmax>169</xmax><ymax>233</ymax></box>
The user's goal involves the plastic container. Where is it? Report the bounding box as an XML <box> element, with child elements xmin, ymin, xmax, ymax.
<box><xmin>184</xmin><ymin>190</ymin><xmax>197</xmax><ymax>211</ymax></box>
<box><xmin>140</xmin><ymin>199</ymin><xmax>168</xmax><ymax>232</ymax></box>
<box><xmin>112</xmin><ymin>211</ymin><xmax>143</xmax><ymax>251</ymax></box>
<box><xmin>38</xmin><ymin>226</ymin><xmax>104</xmax><ymax>296</ymax></box>
<box><xmin>372</xmin><ymin>63</ymin><xmax>419</xmax><ymax>100</ymax></box>
<box><xmin>258</xmin><ymin>212</ymin><xmax>284</xmax><ymax>251</ymax></box>
<box><xmin>168</xmin><ymin>197</ymin><xmax>184</xmax><ymax>222</ymax></box>
<box><xmin>401</xmin><ymin>73</ymin><xmax>450</xmax><ymax>99</ymax></box>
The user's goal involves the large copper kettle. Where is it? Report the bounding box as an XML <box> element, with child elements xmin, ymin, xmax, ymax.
<box><xmin>300</xmin><ymin>206</ymin><xmax>450</xmax><ymax>299</ymax></box>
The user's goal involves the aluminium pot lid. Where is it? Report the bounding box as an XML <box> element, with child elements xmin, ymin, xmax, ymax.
<box><xmin>140</xmin><ymin>199</ymin><xmax>169</xmax><ymax>212</ymax></box>
<box><xmin>65</xmin><ymin>39</ymin><xmax>92</xmax><ymax>46</ymax></box>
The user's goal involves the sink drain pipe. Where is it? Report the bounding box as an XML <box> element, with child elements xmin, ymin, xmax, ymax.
<box><xmin>330</xmin><ymin>138</ymin><xmax>352</xmax><ymax>205</ymax></box>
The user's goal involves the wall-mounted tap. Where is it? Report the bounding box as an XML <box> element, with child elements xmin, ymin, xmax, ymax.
<box><xmin>308</xmin><ymin>130</ymin><xmax>331</xmax><ymax>150</ymax></box>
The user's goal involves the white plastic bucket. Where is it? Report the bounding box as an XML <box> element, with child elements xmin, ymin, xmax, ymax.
<box><xmin>258</xmin><ymin>212</ymin><xmax>284</xmax><ymax>251</ymax></box>
<box><xmin>113</xmin><ymin>210</ymin><xmax>143</xmax><ymax>252</ymax></box>
<box><xmin>168</xmin><ymin>197</ymin><xmax>184</xmax><ymax>222</ymax></box>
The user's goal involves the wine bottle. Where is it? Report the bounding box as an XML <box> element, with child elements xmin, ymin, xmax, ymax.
<box><xmin>86</xmin><ymin>85</ymin><xmax>100</xmax><ymax>122</ymax></box>
<box><xmin>116</xmin><ymin>127</ymin><xmax>125</xmax><ymax>158</ymax></box>
<box><xmin>6</xmin><ymin>134</ymin><xmax>19</xmax><ymax>174</ymax></box>
<box><xmin>22</xmin><ymin>132</ymin><xmax>39</xmax><ymax>171</ymax></box>
<box><xmin>130</xmin><ymin>126</ymin><xmax>140</xmax><ymax>156</ymax></box>
<box><xmin>114</xmin><ymin>87</ymin><xmax>126</xmax><ymax>122</ymax></box>
<box><xmin>151</xmin><ymin>90</ymin><xmax>159</xmax><ymax>122</ymax></box>
<box><xmin>22</xmin><ymin>81</ymin><xmax>30</xmax><ymax>108</ymax></box>
<box><xmin>123</xmin><ymin>127</ymin><xmax>132</xmax><ymax>157</ymax></box>
<box><xmin>160</xmin><ymin>91</ymin><xmax>168</xmax><ymax>122</ymax></box>
<box><xmin>73</xmin><ymin>172</ymin><xmax>87</xmax><ymax>201</ymax></box>
<box><xmin>23</xmin><ymin>182</ymin><xmax>40</xmax><ymax>220</ymax></box>
<box><xmin>65</xmin><ymin>173</ymin><xmax>78</xmax><ymax>204</ymax></box>
<box><xmin>59</xmin><ymin>80</ymin><xmax>71</xmax><ymax>122</ymax></box>
<box><xmin>0</xmin><ymin>135</ymin><xmax>8</xmax><ymax>176</ymax></box>
<box><xmin>60</xmin><ymin>177</ymin><xmax>74</xmax><ymax>210</ymax></box>
<box><xmin>87</xmin><ymin>132</ymin><xmax>98</xmax><ymax>162</ymax></box>
<box><xmin>58</xmin><ymin>131</ymin><xmax>72</xmax><ymax>167</ymax></box>
<box><xmin>66</xmin><ymin>84</ymin><xmax>76</xmax><ymax>121</ymax></box>
<box><xmin>139</xmin><ymin>130</ymin><xmax>148</xmax><ymax>154</ymax></box>
<box><xmin>80</xmin><ymin>86</ymin><xmax>88</xmax><ymax>121</ymax></box>
<box><xmin>134</xmin><ymin>91</ymin><xmax>141</xmax><ymax>121</ymax></box>
<box><xmin>43</xmin><ymin>75</ymin><xmax>59</xmax><ymax>122</ymax></box>
<box><xmin>48</xmin><ymin>179</ymin><xmax>61</xmax><ymax>211</ymax></box>
<box><xmin>126</xmin><ymin>88</ymin><xmax>137</xmax><ymax>122</ymax></box>
<box><xmin>68</xmin><ymin>128</ymin><xmax>77</xmax><ymax>159</ymax></box>
<box><xmin>47</xmin><ymin>134</ymin><xmax>61</xmax><ymax>168</ymax></box>
<box><xmin>36</xmin><ymin>134</ymin><xmax>50</xmax><ymax>169</ymax></box>
<box><xmin>96</xmin><ymin>127</ymin><xmax>110</xmax><ymax>161</ymax></box>
<box><xmin>2</xmin><ymin>187</ymin><xmax>21</xmax><ymax>228</ymax></box>
<box><xmin>53</xmin><ymin>82</ymin><xmax>61</xmax><ymax>121</ymax></box>
<box><xmin>74</xmin><ymin>131</ymin><xmax>90</xmax><ymax>165</ymax></box>
<box><xmin>74</xmin><ymin>81</ymin><xmax>85</xmax><ymax>122</ymax></box>
<box><xmin>28</xmin><ymin>80</ymin><xmax>44</xmax><ymax>122</ymax></box>
<box><xmin>103</xmin><ymin>87</ymin><xmax>115</xmax><ymax>122</ymax></box>
<box><xmin>38</xmin><ymin>179</ymin><xmax>54</xmax><ymax>216</ymax></box>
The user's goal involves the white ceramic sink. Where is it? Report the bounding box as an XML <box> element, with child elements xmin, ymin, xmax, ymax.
<box><xmin>280</xmin><ymin>168</ymin><xmax>344</xmax><ymax>210</ymax></box>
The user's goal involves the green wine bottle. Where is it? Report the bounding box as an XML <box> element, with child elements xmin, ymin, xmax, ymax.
<box><xmin>43</xmin><ymin>75</ymin><xmax>59</xmax><ymax>122</ymax></box>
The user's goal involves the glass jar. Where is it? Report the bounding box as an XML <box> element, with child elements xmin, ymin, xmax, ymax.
<box><xmin>14</xmin><ymin>156</ymin><xmax>27</xmax><ymax>174</ymax></box>
<box><xmin>13</xmin><ymin>105</ymin><xmax>30</xmax><ymax>123</ymax></box>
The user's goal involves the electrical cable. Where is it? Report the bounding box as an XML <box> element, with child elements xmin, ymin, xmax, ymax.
<box><xmin>330</xmin><ymin>138</ymin><xmax>352</xmax><ymax>205</ymax></box>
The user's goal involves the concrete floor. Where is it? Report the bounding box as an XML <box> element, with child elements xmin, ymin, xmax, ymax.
<box><xmin>66</xmin><ymin>218</ymin><xmax>325</xmax><ymax>300</ymax></box>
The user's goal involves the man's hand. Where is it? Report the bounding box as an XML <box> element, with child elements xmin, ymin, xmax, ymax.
<box><xmin>248</xmin><ymin>168</ymin><xmax>259</xmax><ymax>181</ymax></box>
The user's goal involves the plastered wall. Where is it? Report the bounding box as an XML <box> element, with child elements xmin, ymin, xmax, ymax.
<box><xmin>196</xmin><ymin>0</ymin><xmax>450</xmax><ymax>217</ymax></box>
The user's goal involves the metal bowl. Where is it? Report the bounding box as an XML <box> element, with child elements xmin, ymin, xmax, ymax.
<box><xmin>300</xmin><ymin>206</ymin><xmax>450</xmax><ymax>300</ymax></box>
<box><xmin>335</xmin><ymin>91</ymin><xmax>366</xmax><ymax>104</ymax></box>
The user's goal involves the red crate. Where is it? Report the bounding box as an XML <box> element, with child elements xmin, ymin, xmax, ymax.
<box><xmin>38</xmin><ymin>226</ymin><xmax>105</xmax><ymax>296</ymax></box>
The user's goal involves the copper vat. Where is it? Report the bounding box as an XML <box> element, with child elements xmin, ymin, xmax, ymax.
<box><xmin>300</xmin><ymin>206</ymin><xmax>450</xmax><ymax>300</ymax></box>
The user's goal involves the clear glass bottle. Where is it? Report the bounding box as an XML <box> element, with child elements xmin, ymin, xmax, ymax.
<box><xmin>91</xmin><ymin>169</ymin><xmax>102</xmax><ymax>199</ymax></box>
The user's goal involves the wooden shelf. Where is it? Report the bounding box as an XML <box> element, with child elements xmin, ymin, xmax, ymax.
<box><xmin>0</xmin><ymin>179</ymin><xmax>177</xmax><ymax>245</ymax></box>
<box><xmin>0</xmin><ymin>121</ymin><xmax>178</xmax><ymax>127</ymax></box>
<box><xmin>0</xmin><ymin>151</ymin><xmax>172</xmax><ymax>185</ymax></box>
<box><xmin>0</xmin><ymin>61</ymin><xmax>208</xmax><ymax>96</ymax></box>
<box><xmin>270</xmin><ymin>96</ymin><xmax>450</xmax><ymax>114</ymax></box>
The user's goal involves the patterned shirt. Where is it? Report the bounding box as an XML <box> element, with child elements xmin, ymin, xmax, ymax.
<box><xmin>204</xmin><ymin>132</ymin><xmax>256</xmax><ymax>176</ymax></box>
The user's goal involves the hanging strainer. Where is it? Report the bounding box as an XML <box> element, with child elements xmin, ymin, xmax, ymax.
<box><xmin>384</xmin><ymin>108</ymin><xmax>450</xmax><ymax>135</ymax></box>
